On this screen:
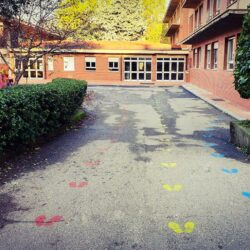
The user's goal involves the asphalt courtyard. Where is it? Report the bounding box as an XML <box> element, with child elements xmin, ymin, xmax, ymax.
<box><xmin>0</xmin><ymin>86</ymin><xmax>250</xmax><ymax>250</ymax></box>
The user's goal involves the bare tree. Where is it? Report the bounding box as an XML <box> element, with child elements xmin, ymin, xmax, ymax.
<box><xmin>0</xmin><ymin>0</ymin><xmax>73</xmax><ymax>85</ymax></box>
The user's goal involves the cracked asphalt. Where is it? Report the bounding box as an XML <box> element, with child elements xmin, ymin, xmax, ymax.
<box><xmin>0</xmin><ymin>86</ymin><xmax>250</xmax><ymax>250</ymax></box>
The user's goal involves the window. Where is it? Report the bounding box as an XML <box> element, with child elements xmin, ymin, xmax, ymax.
<box><xmin>207</xmin><ymin>0</ymin><xmax>213</xmax><ymax>20</ymax></box>
<box><xmin>205</xmin><ymin>44</ymin><xmax>211</xmax><ymax>69</ymax></box>
<box><xmin>48</xmin><ymin>56</ymin><xmax>54</xmax><ymax>71</ymax></box>
<box><xmin>157</xmin><ymin>57</ymin><xmax>185</xmax><ymax>81</ymax></box>
<box><xmin>189</xmin><ymin>14</ymin><xmax>194</xmax><ymax>33</ymax></box>
<box><xmin>17</xmin><ymin>57</ymin><xmax>44</xmax><ymax>78</ymax></box>
<box><xmin>108</xmin><ymin>58</ymin><xmax>119</xmax><ymax>71</ymax></box>
<box><xmin>197</xmin><ymin>47</ymin><xmax>202</xmax><ymax>68</ymax></box>
<box><xmin>193</xmin><ymin>49</ymin><xmax>197</xmax><ymax>68</ymax></box>
<box><xmin>194</xmin><ymin>9</ymin><xmax>198</xmax><ymax>29</ymax></box>
<box><xmin>198</xmin><ymin>4</ymin><xmax>203</xmax><ymax>27</ymax></box>
<box><xmin>64</xmin><ymin>57</ymin><xmax>75</xmax><ymax>71</ymax></box>
<box><xmin>226</xmin><ymin>37</ymin><xmax>235</xmax><ymax>70</ymax></box>
<box><xmin>85</xmin><ymin>57</ymin><xmax>96</xmax><ymax>71</ymax></box>
<box><xmin>193</xmin><ymin>48</ymin><xmax>202</xmax><ymax>68</ymax></box>
<box><xmin>212</xmin><ymin>42</ymin><xmax>218</xmax><ymax>69</ymax></box>
<box><xmin>124</xmin><ymin>57</ymin><xmax>152</xmax><ymax>81</ymax></box>
<box><xmin>215</xmin><ymin>0</ymin><xmax>220</xmax><ymax>14</ymax></box>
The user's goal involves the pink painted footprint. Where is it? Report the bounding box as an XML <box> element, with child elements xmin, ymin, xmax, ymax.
<box><xmin>83</xmin><ymin>160</ymin><xmax>100</xmax><ymax>167</ymax></box>
<box><xmin>69</xmin><ymin>181</ymin><xmax>88</xmax><ymax>188</ymax></box>
<box><xmin>35</xmin><ymin>215</ymin><xmax>63</xmax><ymax>227</ymax></box>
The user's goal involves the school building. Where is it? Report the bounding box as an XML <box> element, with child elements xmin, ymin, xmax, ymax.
<box><xmin>164</xmin><ymin>0</ymin><xmax>250</xmax><ymax>109</ymax></box>
<box><xmin>17</xmin><ymin>41</ymin><xmax>189</xmax><ymax>85</ymax></box>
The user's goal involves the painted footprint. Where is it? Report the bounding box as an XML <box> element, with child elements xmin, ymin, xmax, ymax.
<box><xmin>161</xmin><ymin>162</ymin><xmax>177</xmax><ymax>168</ymax></box>
<box><xmin>69</xmin><ymin>181</ymin><xmax>88</xmax><ymax>188</ymax></box>
<box><xmin>35</xmin><ymin>215</ymin><xmax>63</xmax><ymax>227</ymax></box>
<box><xmin>202</xmin><ymin>134</ymin><xmax>213</xmax><ymax>138</ymax></box>
<box><xmin>222</xmin><ymin>168</ymin><xmax>238</xmax><ymax>174</ymax></box>
<box><xmin>211</xmin><ymin>153</ymin><xmax>225</xmax><ymax>158</ymax></box>
<box><xmin>242</xmin><ymin>192</ymin><xmax>250</xmax><ymax>199</ymax></box>
<box><xmin>168</xmin><ymin>221</ymin><xmax>196</xmax><ymax>234</ymax></box>
<box><xmin>83</xmin><ymin>160</ymin><xmax>100</xmax><ymax>167</ymax></box>
<box><xmin>203</xmin><ymin>142</ymin><xmax>218</xmax><ymax>147</ymax></box>
<box><xmin>163</xmin><ymin>184</ymin><xmax>182</xmax><ymax>192</ymax></box>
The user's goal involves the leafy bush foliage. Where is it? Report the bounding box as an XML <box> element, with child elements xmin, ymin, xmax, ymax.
<box><xmin>0</xmin><ymin>78</ymin><xmax>87</xmax><ymax>152</ymax></box>
<box><xmin>234</xmin><ymin>6</ymin><xmax>250</xmax><ymax>99</ymax></box>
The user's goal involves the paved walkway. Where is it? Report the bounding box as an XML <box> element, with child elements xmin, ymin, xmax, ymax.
<box><xmin>0</xmin><ymin>86</ymin><xmax>249</xmax><ymax>250</ymax></box>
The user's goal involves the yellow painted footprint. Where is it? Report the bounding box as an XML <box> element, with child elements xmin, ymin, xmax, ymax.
<box><xmin>168</xmin><ymin>221</ymin><xmax>196</xmax><ymax>234</ymax></box>
<box><xmin>163</xmin><ymin>184</ymin><xmax>182</xmax><ymax>192</ymax></box>
<box><xmin>161</xmin><ymin>162</ymin><xmax>177</xmax><ymax>168</ymax></box>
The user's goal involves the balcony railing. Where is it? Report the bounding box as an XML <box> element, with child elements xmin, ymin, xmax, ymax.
<box><xmin>182</xmin><ymin>0</ymin><xmax>202</xmax><ymax>8</ymax></box>
<box><xmin>165</xmin><ymin>23</ymin><xmax>180</xmax><ymax>36</ymax></box>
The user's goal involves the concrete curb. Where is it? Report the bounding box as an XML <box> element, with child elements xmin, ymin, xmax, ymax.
<box><xmin>181</xmin><ymin>84</ymin><xmax>246</xmax><ymax>121</ymax></box>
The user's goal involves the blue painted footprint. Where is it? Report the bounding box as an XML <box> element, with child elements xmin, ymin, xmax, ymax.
<box><xmin>222</xmin><ymin>168</ymin><xmax>238</xmax><ymax>174</ymax></box>
<box><xmin>204</xmin><ymin>143</ymin><xmax>218</xmax><ymax>147</ymax></box>
<box><xmin>242</xmin><ymin>192</ymin><xmax>250</xmax><ymax>199</ymax></box>
<box><xmin>211</xmin><ymin>152</ymin><xmax>225</xmax><ymax>158</ymax></box>
<box><xmin>202</xmin><ymin>134</ymin><xmax>213</xmax><ymax>138</ymax></box>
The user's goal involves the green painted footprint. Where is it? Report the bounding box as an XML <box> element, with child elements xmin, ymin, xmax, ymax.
<box><xmin>168</xmin><ymin>221</ymin><xmax>196</xmax><ymax>234</ymax></box>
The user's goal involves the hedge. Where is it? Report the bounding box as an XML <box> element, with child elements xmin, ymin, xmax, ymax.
<box><xmin>0</xmin><ymin>78</ymin><xmax>87</xmax><ymax>153</ymax></box>
<box><xmin>234</xmin><ymin>5</ymin><xmax>250</xmax><ymax>99</ymax></box>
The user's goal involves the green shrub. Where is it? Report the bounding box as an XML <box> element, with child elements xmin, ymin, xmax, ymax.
<box><xmin>0</xmin><ymin>78</ymin><xmax>87</xmax><ymax>152</ymax></box>
<box><xmin>234</xmin><ymin>5</ymin><xmax>250</xmax><ymax>99</ymax></box>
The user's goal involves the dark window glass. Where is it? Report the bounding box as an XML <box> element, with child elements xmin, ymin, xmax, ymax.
<box><xmin>171</xmin><ymin>73</ymin><xmax>177</xmax><ymax>80</ymax></box>
<box><xmin>146</xmin><ymin>73</ymin><xmax>151</xmax><ymax>80</ymax></box>
<box><xmin>172</xmin><ymin>62</ymin><xmax>177</xmax><ymax>72</ymax></box>
<box><xmin>164</xmin><ymin>62</ymin><xmax>170</xmax><ymax>71</ymax></box>
<box><xmin>179</xmin><ymin>62</ymin><xmax>184</xmax><ymax>72</ymax></box>
<box><xmin>164</xmin><ymin>73</ymin><xmax>169</xmax><ymax>80</ymax></box>
<box><xmin>132</xmin><ymin>73</ymin><xmax>137</xmax><ymax>80</ymax></box>
<box><xmin>178</xmin><ymin>73</ymin><xmax>184</xmax><ymax>80</ymax></box>
<box><xmin>157</xmin><ymin>73</ymin><xmax>162</xmax><ymax>80</ymax></box>
<box><xmin>109</xmin><ymin>62</ymin><xmax>113</xmax><ymax>68</ymax></box>
<box><xmin>86</xmin><ymin>62</ymin><xmax>91</xmax><ymax>67</ymax></box>
<box><xmin>146</xmin><ymin>62</ymin><xmax>151</xmax><ymax>71</ymax></box>
<box><xmin>125</xmin><ymin>73</ymin><xmax>130</xmax><ymax>80</ymax></box>
<box><xmin>139</xmin><ymin>73</ymin><xmax>144</xmax><ymax>80</ymax></box>
<box><xmin>30</xmin><ymin>71</ymin><xmax>36</xmax><ymax>78</ymax></box>
<box><xmin>23</xmin><ymin>71</ymin><xmax>28</xmax><ymax>78</ymax></box>
<box><xmin>132</xmin><ymin>62</ymin><xmax>137</xmax><ymax>71</ymax></box>
<box><xmin>37</xmin><ymin>71</ymin><xmax>43</xmax><ymax>78</ymax></box>
<box><xmin>157</xmin><ymin>62</ymin><xmax>162</xmax><ymax>71</ymax></box>
<box><xmin>114</xmin><ymin>62</ymin><xmax>118</xmax><ymax>68</ymax></box>
<box><xmin>125</xmin><ymin>62</ymin><xmax>130</xmax><ymax>71</ymax></box>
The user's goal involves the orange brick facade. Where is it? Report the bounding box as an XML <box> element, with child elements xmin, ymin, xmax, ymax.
<box><xmin>165</xmin><ymin>0</ymin><xmax>250</xmax><ymax>109</ymax></box>
<box><xmin>42</xmin><ymin>53</ymin><xmax>188</xmax><ymax>84</ymax></box>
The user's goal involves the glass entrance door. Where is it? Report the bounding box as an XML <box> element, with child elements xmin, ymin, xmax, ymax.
<box><xmin>124</xmin><ymin>57</ymin><xmax>152</xmax><ymax>81</ymax></box>
<box><xmin>157</xmin><ymin>57</ymin><xmax>185</xmax><ymax>81</ymax></box>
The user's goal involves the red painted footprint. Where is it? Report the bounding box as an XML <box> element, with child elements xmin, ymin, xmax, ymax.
<box><xmin>35</xmin><ymin>215</ymin><xmax>63</xmax><ymax>227</ymax></box>
<box><xmin>83</xmin><ymin>160</ymin><xmax>100</xmax><ymax>167</ymax></box>
<box><xmin>69</xmin><ymin>181</ymin><xmax>88</xmax><ymax>188</ymax></box>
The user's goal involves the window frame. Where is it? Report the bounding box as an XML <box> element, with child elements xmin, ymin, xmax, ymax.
<box><xmin>108</xmin><ymin>58</ymin><xmax>119</xmax><ymax>72</ymax></box>
<box><xmin>124</xmin><ymin>57</ymin><xmax>152</xmax><ymax>81</ymax></box>
<box><xmin>205</xmin><ymin>44</ymin><xmax>212</xmax><ymax>69</ymax></box>
<box><xmin>226</xmin><ymin>37</ymin><xmax>235</xmax><ymax>70</ymax></box>
<box><xmin>156</xmin><ymin>57</ymin><xmax>185</xmax><ymax>82</ymax></box>
<box><xmin>18</xmin><ymin>57</ymin><xmax>44</xmax><ymax>79</ymax></box>
<box><xmin>48</xmin><ymin>56</ymin><xmax>54</xmax><ymax>71</ymax></box>
<box><xmin>212</xmin><ymin>42</ymin><xmax>218</xmax><ymax>69</ymax></box>
<box><xmin>63</xmin><ymin>57</ymin><xmax>75</xmax><ymax>71</ymax></box>
<box><xmin>85</xmin><ymin>57</ymin><xmax>96</xmax><ymax>71</ymax></box>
